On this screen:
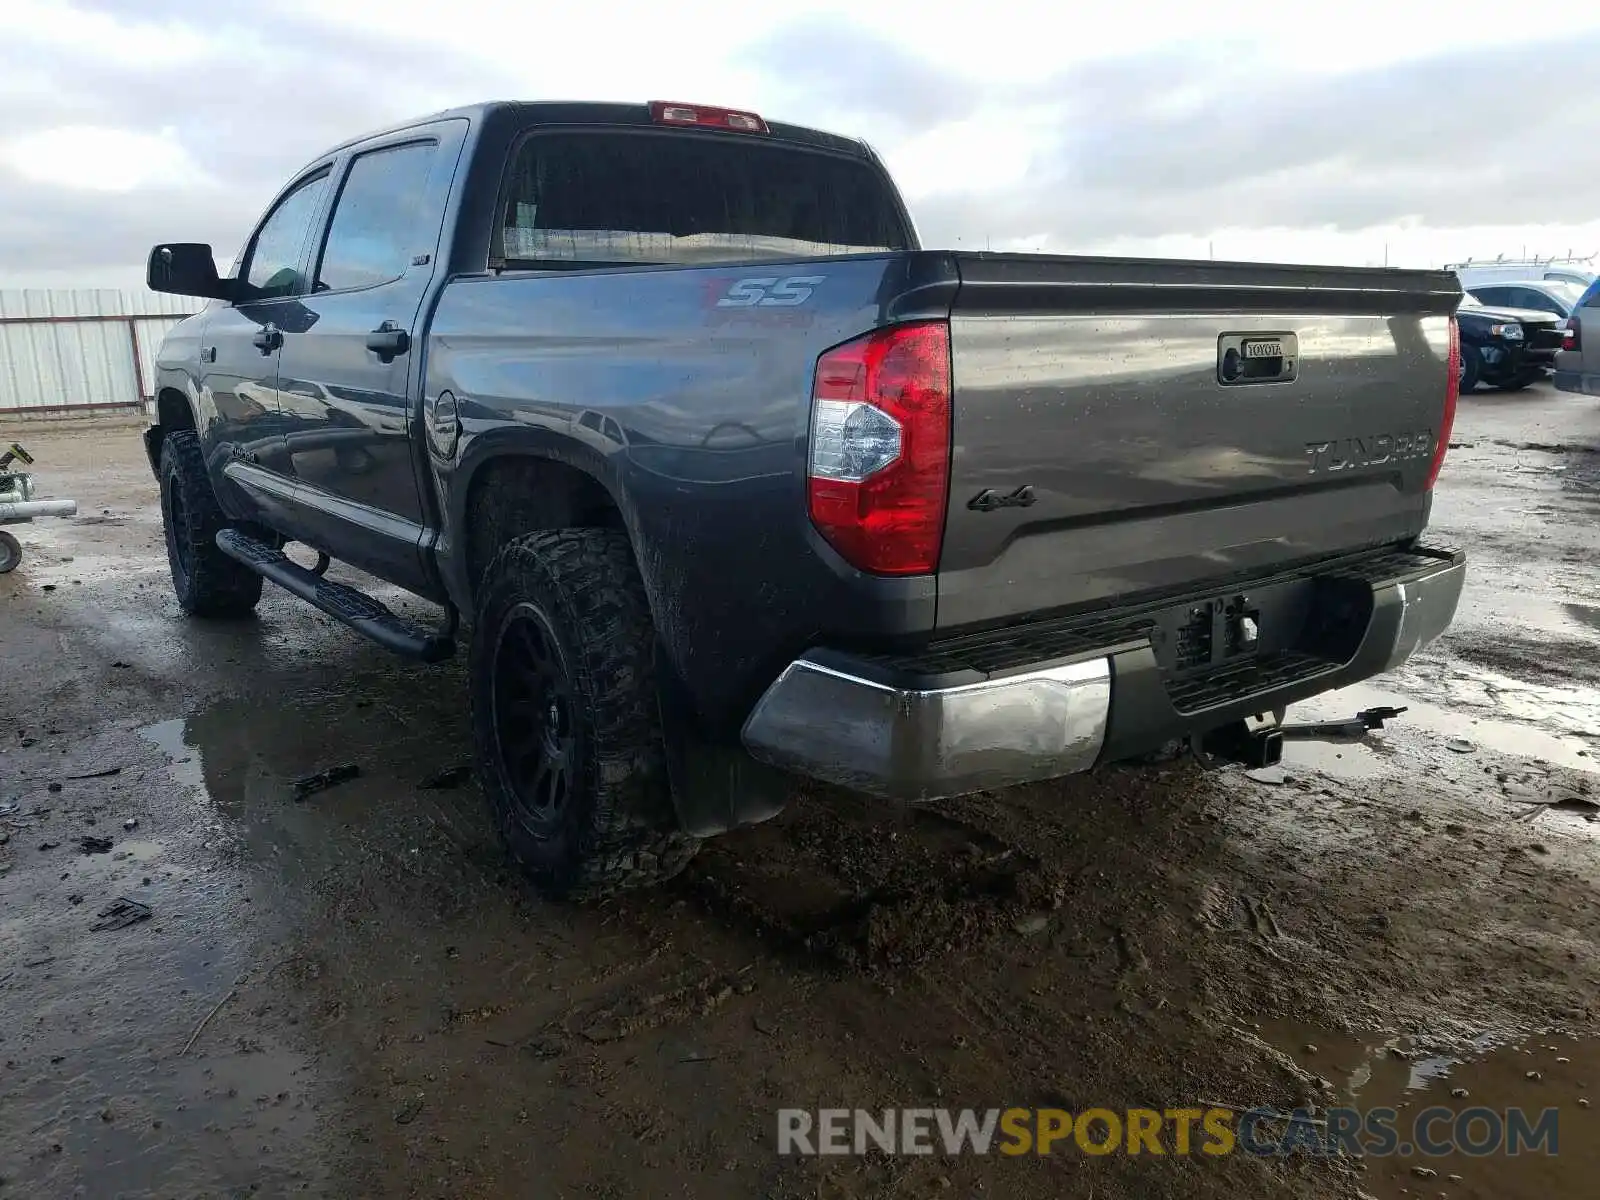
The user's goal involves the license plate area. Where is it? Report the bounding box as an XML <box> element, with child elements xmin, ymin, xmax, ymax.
<box><xmin>1218</xmin><ymin>331</ymin><xmax>1299</xmax><ymax>385</ymax></box>
<box><xmin>1146</xmin><ymin>571</ymin><xmax>1370</xmax><ymax>679</ymax></box>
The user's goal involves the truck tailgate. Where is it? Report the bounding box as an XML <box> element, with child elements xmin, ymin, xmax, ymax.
<box><xmin>937</xmin><ymin>254</ymin><xmax>1459</xmax><ymax>632</ymax></box>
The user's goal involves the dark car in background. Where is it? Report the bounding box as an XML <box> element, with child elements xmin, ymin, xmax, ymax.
<box><xmin>1456</xmin><ymin>293</ymin><xmax>1565</xmax><ymax>391</ymax></box>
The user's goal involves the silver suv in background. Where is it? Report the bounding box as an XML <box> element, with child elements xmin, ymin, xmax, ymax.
<box><xmin>1554</xmin><ymin>280</ymin><xmax>1600</xmax><ymax>396</ymax></box>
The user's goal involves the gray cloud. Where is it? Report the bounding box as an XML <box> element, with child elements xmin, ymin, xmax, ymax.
<box><xmin>744</xmin><ymin>18</ymin><xmax>982</xmax><ymax>136</ymax></box>
<box><xmin>1</xmin><ymin>1</ymin><xmax>519</xmax><ymax>281</ymax></box>
<box><xmin>4</xmin><ymin>5</ymin><xmax>1599</xmax><ymax>286</ymax></box>
<box><xmin>750</xmin><ymin>22</ymin><xmax>1600</xmax><ymax>247</ymax></box>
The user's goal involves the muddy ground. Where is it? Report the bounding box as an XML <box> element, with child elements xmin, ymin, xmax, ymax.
<box><xmin>2</xmin><ymin>384</ymin><xmax>1598</xmax><ymax>1199</ymax></box>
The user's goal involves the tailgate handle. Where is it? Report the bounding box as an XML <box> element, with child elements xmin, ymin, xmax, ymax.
<box><xmin>1218</xmin><ymin>332</ymin><xmax>1298</xmax><ymax>385</ymax></box>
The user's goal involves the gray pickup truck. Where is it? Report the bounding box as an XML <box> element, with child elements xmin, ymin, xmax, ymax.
<box><xmin>144</xmin><ymin>99</ymin><xmax>1466</xmax><ymax>898</ymax></box>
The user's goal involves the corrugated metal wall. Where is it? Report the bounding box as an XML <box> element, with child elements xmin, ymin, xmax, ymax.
<box><xmin>0</xmin><ymin>289</ymin><xmax>197</xmax><ymax>415</ymax></box>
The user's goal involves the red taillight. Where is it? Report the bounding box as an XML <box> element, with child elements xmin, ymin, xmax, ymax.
<box><xmin>648</xmin><ymin>100</ymin><xmax>768</xmax><ymax>134</ymax></box>
<box><xmin>1562</xmin><ymin>316</ymin><xmax>1580</xmax><ymax>353</ymax></box>
<box><xmin>1426</xmin><ymin>316</ymin><xmax>1460</xmax><ymax>491</ymax></box>
<box><xmin>806</xmin><ymin>322</ymin><xmax>952</xmax><ymax>575</ymax></box>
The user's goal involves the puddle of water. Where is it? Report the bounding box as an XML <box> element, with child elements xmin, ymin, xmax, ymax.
<box><xmin>1291</xmin><ymin>678</ymin><xmax>1598</xmax><ymax>776</ymax></box>
<box><xmin>1262</xmin><ymin>1022</ymin><xmax>1599</xmax><ymax>1199</ymax></box>
<box><xmin>1280</xmin><ymin>736</ymin><xmax>1391</xmax><ymax>780</ymax></box>
<box><xmin>137</xmin><ymin>687</ymin><xmax>478</xmax><ymax>902</ymax></box>
<box><xmin>1564</xmin><ymin>603</ymin><xmax>1600</xmax><ymax>636</ymax></box>
<box><xmin>141</xmin><ymin>718</ymin><xmax>207</xmax><ymax>793</ymax></box>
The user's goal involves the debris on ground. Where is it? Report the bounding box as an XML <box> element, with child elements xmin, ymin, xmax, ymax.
<box><xmin>1244</xmin><ymin>765</ymin><xmax>1291</xmax><ymax>785</ymax></box>
<box><xmin>77</xmin><ymin>835</ymin><xmax>113</xmax><ymax>854</ymax></box>
<box><xmin>90</xmin><ymin>898</ymin><xmax>151</xmax><ymax>931</ymax></box>
<box><xmin>394</xmin><ymin>1094</ymin><xmax>425</xmax><ymax>1125</ymax></box>
<box><xmin>291</xmin><ymin>763</ymin><xmax>360</xmax><ymax>800</ymax></box>
<box><xmin>181</xmin><ymin>976</ymin><xmax>243</xmax><ymax>1055</ymax></box>
<box><xmin>418</xmin><ymin>764</ymin><xmax>471</xmax><ymax>790</ymax></box>
<box><xmin>1446</xmin><ymin>738</ymin><xmax>1476</xmax><ymax>753</ymax></box>
<box><xmin>65</xmin><ymin>766</ymin><xmax>122</xmax><ymax>781</ymax></box>
<box><xmin>122</xmin><ymin>818</ymin><xmax>138</xmax><ymax>831</ymax></box>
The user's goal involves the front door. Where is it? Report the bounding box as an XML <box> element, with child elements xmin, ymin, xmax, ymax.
<box><xmin>272</xmin><ymin>127</ymin><xmax>460</xmax><ymax>594</ymax></box>
<box><xmin>198</xmin><ymin>169</ymin><xmax>332</xmax><ymax>527</ymax></box>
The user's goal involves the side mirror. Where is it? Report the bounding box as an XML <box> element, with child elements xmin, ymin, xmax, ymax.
<box><xmin>147</xmin><ymin>243</ymin><xmax>233</xmax><ymax>301</ymax></box>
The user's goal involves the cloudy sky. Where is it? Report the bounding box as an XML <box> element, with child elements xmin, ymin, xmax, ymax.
<box><xmin>3</xmin><ymin>0</ymin><xmax>1599</xmax><ymax>289</ymax></box>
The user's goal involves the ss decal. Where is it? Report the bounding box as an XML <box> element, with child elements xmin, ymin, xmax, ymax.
<box><xmin>716</xmin><ymin>275</ymin><xmax>824</xmax><ymax>308</ymax></box>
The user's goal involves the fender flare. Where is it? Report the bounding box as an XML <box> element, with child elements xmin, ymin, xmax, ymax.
<box><xmin>442</xmin><ymin>428</ymin><xmax>641</xmax><ymax>607</ymax></box>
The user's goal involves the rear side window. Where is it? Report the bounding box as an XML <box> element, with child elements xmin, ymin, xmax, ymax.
<box><xmin>1508</xmin><ymin>287</ymin><xmax>1557</xmax><ymax>314</ymax></box>
<box><xmin>244</xmin><ymin>171</ymin><xmax>330</xmax><ymax>299</ymax></box>
<box><xmin>316</xmin><ymin>141</ymin><xmax>439</xmax><ymax>293</ymax></box>
<box><xmin>498</xmin><ymin>131</ymin><xmax>909</xmax><ymax>267</ymax></box>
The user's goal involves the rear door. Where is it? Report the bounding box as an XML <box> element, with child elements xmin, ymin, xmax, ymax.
<box><xmin>200</xmin><ymin>168</ymin><xmax>331</xmax><ymax>527</ymax></box>
<box><xmin>271</xmin><ymin>121</ymin><xmax>464</xmax><ymax>592</ymax></box>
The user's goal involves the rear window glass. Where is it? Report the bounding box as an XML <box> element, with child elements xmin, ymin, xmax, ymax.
<box><xmin>499</xmin><ymin>130</ymin><xmax>909</xmax><ymax>267</ymax></box>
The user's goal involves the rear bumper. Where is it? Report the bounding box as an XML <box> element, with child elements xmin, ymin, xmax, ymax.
<box><xmin>1480</xmin><ymin>342</ymin><xmax>1552</xmax><ymax>379</ymax></box>
<box><xmin>741</xmin><ymin>545</ymin><xmax>1465</xmax><ymax>800</ymax></box>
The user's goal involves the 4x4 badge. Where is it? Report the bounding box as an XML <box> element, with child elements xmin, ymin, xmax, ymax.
<box><xmin>967</xmin><ymin>485</ymin><xmax>1037</xmax><ymax>512</ymax></box>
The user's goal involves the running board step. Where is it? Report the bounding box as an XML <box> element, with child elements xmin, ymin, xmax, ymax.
<box><xmin>215</xmin><ymin>529</ymin><xmax>454</xmax><ymax>663</ymax></box>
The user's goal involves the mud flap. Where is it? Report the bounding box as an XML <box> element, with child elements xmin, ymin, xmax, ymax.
<box><xmin>657</xmin><ymin>659</ymin><xmax>793</xmax><ymax>837</ymax></box>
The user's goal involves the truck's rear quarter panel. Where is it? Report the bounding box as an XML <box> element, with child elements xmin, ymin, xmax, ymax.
<box><xmin>426</xmin><ymin>255</ymin><xmax>952</xmax><ymax>728</ymax></box>
<box><xmin>939</xmin><ymin>255</ymin><xmax>1459</xmax><ymax>632</ymax></box>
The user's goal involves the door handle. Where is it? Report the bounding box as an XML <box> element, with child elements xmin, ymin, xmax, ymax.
<box><xmin>252</xmin><ymin>324</ymin><xmax>282</xmax><ymax>355</ymax></box>
<box><xmin>201</xmin><ymin>346</ymin><xmax>217</xmax><ymax>364</ymax></box>
<box><xmin>365</xmin><ymin>321</ymin><xmax>411</xmax><ymax>363</ymax></box>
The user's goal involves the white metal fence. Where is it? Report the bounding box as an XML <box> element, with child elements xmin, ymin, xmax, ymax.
<box><xmin>0</xmin><ymin>289</ymin><xmax>196</xmax><ymax>417</ymax></box>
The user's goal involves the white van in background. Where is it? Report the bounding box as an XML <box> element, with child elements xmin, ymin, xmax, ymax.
<box><xmin>1451</xmin><ymin>256</ymin><xmax>1596</xmax><ymax>290</ymax></box>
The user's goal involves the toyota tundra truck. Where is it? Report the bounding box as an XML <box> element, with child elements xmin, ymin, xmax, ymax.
<box><xmin>143</xmin><ymin>100</ymin><xmax>1466</xmax><ymax>898</ymax></box>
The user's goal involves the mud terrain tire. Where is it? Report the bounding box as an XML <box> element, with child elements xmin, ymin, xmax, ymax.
<box><xmin>160</xmin><ymin>430</ymin><xmax>263</xmax><ymax>617</ymax></box>
<box><xmin>469</xmin><ymin>528</ymin><xmax>698</xmax><ymax>899</ymax></box>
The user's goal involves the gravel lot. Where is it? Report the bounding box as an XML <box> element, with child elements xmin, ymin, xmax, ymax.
<box><xmin>2</xmin><ymin>383</ymin><xmax>1598</xmax><ymax>1199</ymax></box>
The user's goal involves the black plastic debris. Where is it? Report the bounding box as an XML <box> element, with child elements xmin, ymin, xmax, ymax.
<box><xmin>419</xmin><ymin>764</ymin><xmax>471</xmax><ymax>791</ymax></box>
<box><xmin>77</xmin><ymin>835</ymin><xmax>113</xmax><ymax>854</ymax></box>
<box><xmin>65</xmin><ymin>766</ymin><xmax>122</xmax><ymax>781</ymax></box>
<box><xmin>91</xmin><ymin>898</ymin><xmax>151</xmax><ymax>932</ymax></box>
<box><xmin>291</xmin><ymin>763</ymin><xmax>360</xmax><ymax>801</ymax></box>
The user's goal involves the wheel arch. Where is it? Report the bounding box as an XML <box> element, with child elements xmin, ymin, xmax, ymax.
<box><xmin>454</xmin><ymin>438</ymin><xmax>637</xmax><ymax>610</ymax></box>
<box><xmin>144</xmin><ymin>380</ymin><xmax>201</xmax><ymax>477</ymax></box>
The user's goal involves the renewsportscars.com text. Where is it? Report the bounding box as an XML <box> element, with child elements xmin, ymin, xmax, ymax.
<box><xmin>778</xmin><ymin>1106</ymin><xmax>1559</xmax><ymax>1158</ymax></box>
